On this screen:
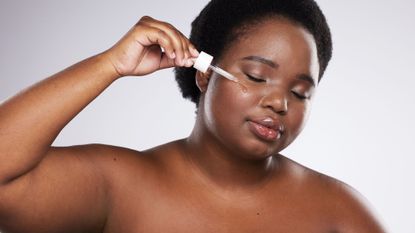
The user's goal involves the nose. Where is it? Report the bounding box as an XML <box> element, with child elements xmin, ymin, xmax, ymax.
<box><xmin>259</xmin><ymin>89</ymin><xmax>288</xmax><ymax>115</ymax></box>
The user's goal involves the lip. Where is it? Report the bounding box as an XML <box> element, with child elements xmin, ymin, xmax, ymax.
<box><xmin>248</xmin><ymin>117</ymin><xmax>284</xmax><ymax>141</ymax></box>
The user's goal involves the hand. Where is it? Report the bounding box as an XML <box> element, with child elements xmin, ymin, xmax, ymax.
<box><xmin>104</xmin><ymin>16</ymin><xmax>199</xmax><ymax>78</ymax></box>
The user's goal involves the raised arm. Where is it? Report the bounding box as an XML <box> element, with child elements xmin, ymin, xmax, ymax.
<box><xmin>0</xmin><ymin>16</ymin><xmax>197</xmax><ymax>233</ymax></box>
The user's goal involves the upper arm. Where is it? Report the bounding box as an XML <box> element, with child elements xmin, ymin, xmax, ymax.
<box><xmin>0</xmin><ymin>145</ymin><xmax>111</xmax><ymax>233</ymax></box>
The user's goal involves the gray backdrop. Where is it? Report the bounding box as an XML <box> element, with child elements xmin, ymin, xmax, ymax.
<box><xmin>1</xmin><ymin>0</ymin><xmax>414</xmax><ymax>232</ymax></box>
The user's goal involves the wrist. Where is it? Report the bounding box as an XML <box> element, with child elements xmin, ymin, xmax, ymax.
<box><xmin>95</xmin><ymin>51</ymin><xmax>124</xmax><ymax>81</ymax></box>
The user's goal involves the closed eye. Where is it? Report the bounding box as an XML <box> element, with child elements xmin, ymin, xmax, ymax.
<box><xmin>291</xmin><ymin>91</ymin><xmax>307</xmax><ymax>100</ymax></box>
<box><xmin>245</xmin><ymin>74</ymin><xmax>265</xmax><ymax>83</ymax></box>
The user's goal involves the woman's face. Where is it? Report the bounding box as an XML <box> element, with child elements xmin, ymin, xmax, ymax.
<box><xmin>200</xmin><ymin>17</ymin><xmax>319</xmax><ymax>159</ymax></box>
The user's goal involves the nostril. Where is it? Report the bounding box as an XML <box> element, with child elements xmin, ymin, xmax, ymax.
<box><xmin>277</xmin><ymin>108</ymin><xmax>288</xmax><ymax>115</ymax></box>
<box><xmin>261</xmin><ymin>94</ymin><xmax>288</xmax><ymax>115</ymax></box>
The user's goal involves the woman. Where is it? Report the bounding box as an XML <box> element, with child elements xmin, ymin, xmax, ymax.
<box><xmin>0</xmin><ymin>0</ymin><xmax>386</xmax><ymax>232</ymax></box>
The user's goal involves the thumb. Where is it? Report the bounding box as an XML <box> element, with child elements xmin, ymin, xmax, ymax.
<box><xmin>158</xmin><ymin>52</ymin><xmax>176</xmax><ymax>70</ymax></box>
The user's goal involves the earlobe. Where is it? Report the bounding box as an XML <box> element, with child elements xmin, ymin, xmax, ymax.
<box><xmin>195</xmin><ymin>70</ymin><xmax>211</xmax><ymax>93</ymax></box>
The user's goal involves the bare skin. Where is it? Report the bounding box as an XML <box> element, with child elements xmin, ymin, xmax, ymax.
<box><xmin>0</xmin><ymin>16</ymin><xmax>386</xmax><ymax>233</ymax></box>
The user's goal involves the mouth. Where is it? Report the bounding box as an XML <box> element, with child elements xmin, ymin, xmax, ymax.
<box><xmin>247</xmin><ymin>117</ymin><xmax>284</xmax><ymax>142</ymax></box>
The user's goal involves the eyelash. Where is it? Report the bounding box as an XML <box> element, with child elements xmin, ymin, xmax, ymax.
<box><xmin>291</xmin><ymin>91</ymin><xmax>307</xmax><ymax>100</ymax></box>
<box><xmin>245</xmin><ymin>73</ymin><xmax>309</xmax><ymax>100</ymax></box>
<box><xmin>245</xmin><ymin>74</ymin><xmax>265</xmax><ymax>83</ymax></box>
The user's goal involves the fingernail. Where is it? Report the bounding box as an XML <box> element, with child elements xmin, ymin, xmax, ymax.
<box><xmin>170</xmin><ymin>52</ymin><xmax>176</xmax><ymax>59</ymax></box>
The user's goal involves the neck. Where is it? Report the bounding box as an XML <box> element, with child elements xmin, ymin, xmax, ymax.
<box><xmin>183</xmin><ymin>116</ymin><xmax>278</xmax><ymax>192</ymax></box>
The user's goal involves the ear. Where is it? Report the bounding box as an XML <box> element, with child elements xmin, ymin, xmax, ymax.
<box><xmin>195</xmin><ymin>70</ymin><xmax>212</xmax><ymax>93</ymax></box>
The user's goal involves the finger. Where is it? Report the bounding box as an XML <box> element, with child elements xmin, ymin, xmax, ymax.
<box><xmin>183</xmin><ymin>38</ymin><xmax>200</xmax><ymax>67</ymax></box>
<box><xmin>172</xmin><ymin>29</ymin><xmax>198</xmax><ymax>67</ymax></box>
<box><xmin>140</xmin><ymin>18</ymin><xmax>186</xmax><ymax>66</ymax></box>
<box><xmin>180</xmin><ymin>36</ymin><xmax>190</xmax><ymax>60</ymax></box>
<box><xmin>136</xmin><ymin>26</ymin><xmax>192</xmax><ymax>68</ymax></box>
<box><xmin>176</xmin><ymin>37</ymin><xmax>190</xmax><ymax>66</ymax></box>
<box><xmin>154</xmin><ymin>27</ymin><xmax>184</xmax><ymax>66</ymax></box>
<box><xmin>178</xmin><ymin>40</ymin><xmax>199</xmax><ymax>67</ymax></box>
<box><xmin>188</xmin><ymin>43</ymin><xmax>199</xmax><ymax>57</ymax></box>
<box><xmin>177</xmin><ymin>30</ymin><xmax>199</xmax><ymax>65</ymax></box>
<box><xmin>174</xmin><ymin>30</ymin><xmax>199</xmax><ymax>66</ymax></box>
<box><xmin>182</xmin><ymin>42</ymin><xmax>195</xmax><ymax>67</ymax></box>
<box><xmin>137</xmin><ymin>16</ymin><xmax>198</xmax><ymax>67</ymax></box>
<box><xmin>158</xmin><ymin>52</ymin><xmax>176</xmax><ymax>69</ymax></box>
<box><xmin>134</xmin><ymin>24</ymin><xmax>176</xmax><ymax>60</ymax></box>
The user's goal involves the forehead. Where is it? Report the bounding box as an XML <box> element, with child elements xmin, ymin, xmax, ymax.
<box><xmin>221</xmin><ymin>17</ymin><xmax>319</xmax><ymax>79</ymax></box>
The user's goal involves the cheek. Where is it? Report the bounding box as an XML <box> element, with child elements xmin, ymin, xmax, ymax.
<box><xmin>207</xmin><ymin>77</ymin><xmax>248</xmax><ymax>106</ymax></box>
<box><xmin>204</xmin><ymin>78</ymin><xmax>252</xmax><ymax>128</ymax></box>
<box><xmin>285</xmin><ymin>102</ymin><xmax>311</xmax><ymax>138</ymax></box>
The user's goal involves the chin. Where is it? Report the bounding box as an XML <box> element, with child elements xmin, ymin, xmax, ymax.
<box><xmin>236</xmin><ymin>138</ymin><xmax>281</xmax><ymax>160</ymax></box>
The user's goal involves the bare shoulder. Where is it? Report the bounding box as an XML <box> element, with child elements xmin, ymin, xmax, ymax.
<box><xmin>279</xmin><ymin>155</ymin><xmax>388</xmax><ymax>233</ymax></box>
<box><xmin>71</xmin><ymin>141</ymin><xmax>177</xmax><ymax>176</ymax></box>
<box><xmin>81</xmin><ymin>140</ymin><xmax>184</xmax><ymax>190</ymax></box>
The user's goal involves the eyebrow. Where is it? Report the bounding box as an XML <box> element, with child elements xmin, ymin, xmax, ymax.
<box><xmin>241</xmin><ymin>56</ymin><xmax>278</xmax><ymax>68</ymax></box>
<box><xmin>297</xmin><ymin>74</ymin><xmax>316</xmax><ymax>87</ymax></box>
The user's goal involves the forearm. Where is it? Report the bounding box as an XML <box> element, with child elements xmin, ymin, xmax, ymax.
<box><xmin>0</xmin><ymin>52</ymin><xmax>119</xmax><ymax>184</ymax></box>
<box><xmin>0</xmin><ymin>15</ymin><xmax>198</xmax><ymax>185</ymax></box>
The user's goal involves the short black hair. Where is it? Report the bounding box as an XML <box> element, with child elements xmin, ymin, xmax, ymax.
<box><xmin>175</xmin><ymin>0</ymin><xmax>332</xmax><ymax>106</ymax></box>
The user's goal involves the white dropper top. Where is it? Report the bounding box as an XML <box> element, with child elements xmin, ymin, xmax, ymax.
<box><xmin>193</xmin><ymin>51</ymin><xmax>238</xmax><ymax>82</ymax></box>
